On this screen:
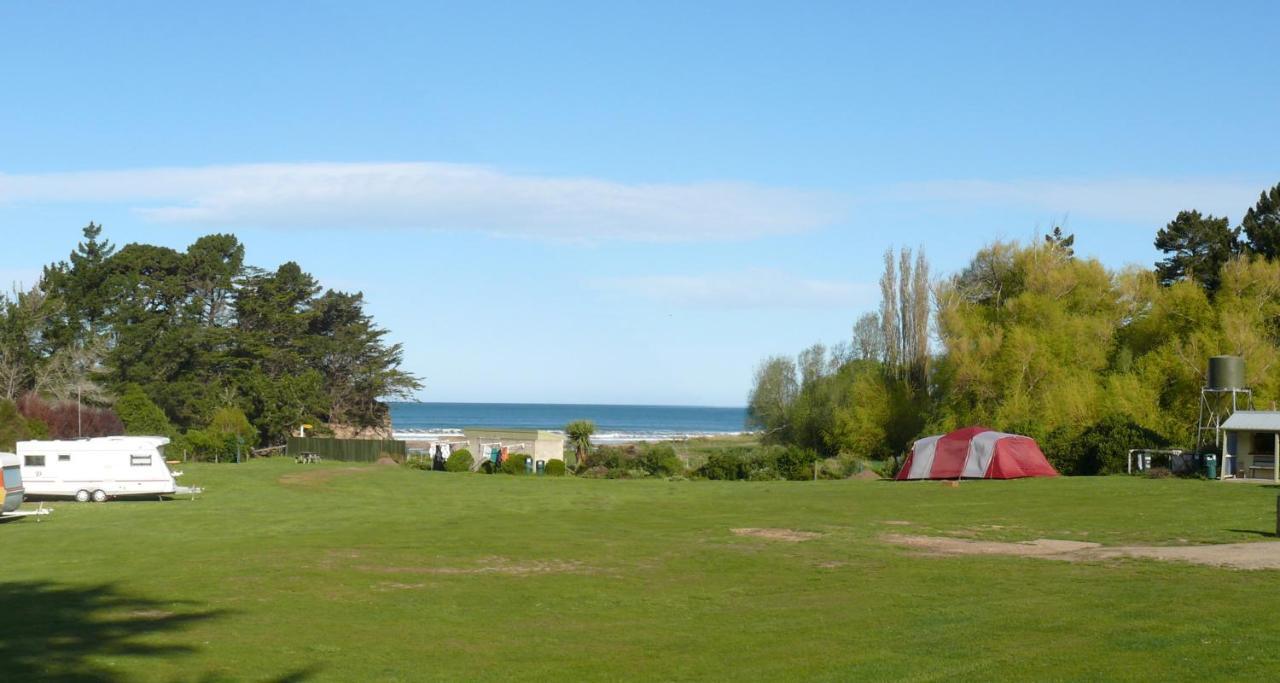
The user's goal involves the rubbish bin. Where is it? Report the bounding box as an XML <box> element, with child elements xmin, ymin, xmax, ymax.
<box><xmin>525</xmin><ymin>457</ymin><xmax>534</xmax><ymax>474</ymax></box>
<box><xmin>1205</xmin><ymin>454</ymin><xmax>1218</xmax><ymax>479</ymax></box>
<box><xmin>536</xmin><ymin>460</ymin><xmax>546</xmax><ymax>475</ymax></box>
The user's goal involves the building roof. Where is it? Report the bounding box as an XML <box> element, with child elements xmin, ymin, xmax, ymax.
<box><xmin>1222</xmin><ymin>411</ymin><xmax>1280</xmax><ymax>432</ymax></box>
<box><xmin>462</xmin><ymin>427</ymin><xmax>564</xmax><ymax>441</ymax></box>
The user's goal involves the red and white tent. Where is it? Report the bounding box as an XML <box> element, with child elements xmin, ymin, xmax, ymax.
<box><xmin>896</xmin><ymin>426</ymin><xmax>1058</xmax><ymax>480</ymax></box>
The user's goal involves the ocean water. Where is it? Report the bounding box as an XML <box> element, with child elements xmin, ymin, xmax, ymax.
<box><xmin>389</xmin><ymin>402</ymin><xmax>750</xmax><ymax>443</ymax></box>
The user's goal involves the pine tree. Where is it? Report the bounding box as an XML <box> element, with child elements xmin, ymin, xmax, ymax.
<box><xmin>1153</xmin><ymin>210</ymin><xmax>1239</xmax><ymax>294</ymax></box>
<box><xmin>1044</xmin><ymin>226</ymin><xmax>1075</xmax><ymax>256</ymax></box>
<box><xmin>1241</xmin><ymin>183</ymin><xmax>1280</xmax><ymax>259</ymax></box>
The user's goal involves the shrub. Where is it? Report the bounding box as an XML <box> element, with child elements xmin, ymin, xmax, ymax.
<box><xmin>831</xmin><ymin>453</ymin><xmax>868</xmax><ymax>479</ymax></box>
<box><xmin>697</xmin><ymin>446</ymin><xmax>784</xmax><ymax>480</ymax></box>
<box><xmin>479</xmin><ymin>460</ymin><xmax>496</xmax><ymax>474</ymax></box>
<box><xmin>501</xmin><ymin>453</ymin><xmax>530</xmax><ymax>475</ymax></box>
<box><xmin>775</xmin><ymin>446</ymin><xmax>820</xmax><ymax>481</ymax></box>
<box><xmin>581</xmin><ymin>443</ymin><xmax>685</xmax><ymax>477</ymax></box>
<box><xmin>446</xmin><ymin>449</ymin><xmax>474</xmax><ymax>473</ymax></box>
<box><xmin>872</xmin><ymin>454</ymin><xmax>905</xmax><ymax>479</ymax></box>
<box><xmin>183</xmin><ymin>428</ymin><xmax>234</xmax><ymax>461</ymax></box>
<box><xmin>544</xmin><ymin>459</ymin><xmax>566</xmax><ymax>476</ymax></box>
<box><xmin>406</xmin><ymin>458</ymin><xmax>431</xmax><ymax>471</ymax></box>
<box><xmin>582</xmin><ymin>445</ymin><xmax>627</xmax><ymax>471</ymax></box>
<box><xmin>639</xmin><ymin>443</ymin><xmax>684</xmax><ymax>477</ymax></box>
<box><xmin>698</xmin><ymin>451</ymin><xmax>750</xmax><ymax>480</ymax></box>
<box><xmin>748</xmin><ymin>467</ymin><xmax>781</xmax><ymax>481</ymax></box>
<box><xmin>17</xmin><ymin>393</ymin><xmax>123</xmax><ymax>439</ymax></box>
<box><xmin>1044</xmin><ymin>418</ymin><xmax>1170</xmax><ymax>475</ymax></box>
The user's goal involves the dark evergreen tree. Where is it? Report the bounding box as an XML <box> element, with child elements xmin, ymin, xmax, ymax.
<box><xmin>1241</xmin><ymin>183</ymin><xmax>1280</xmax><ymax>259</ymax></box>
<box><xmin>25</xmin><ymin>226</ymin><xmax>420</xmax><ymax>446</ymax></box>
<box><xmin>42</xmin><ymin>222</ymin><xmax>117</xmax><ymax>347</ymax></box>
<box><xmin>1153</xmin><ymin>210</ymin><xmax>1239</xmax><ymax>294</ymax></box>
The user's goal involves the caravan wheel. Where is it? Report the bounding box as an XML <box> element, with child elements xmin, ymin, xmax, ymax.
<box><xmin>91</xmin><ymin>490</ymin><xmax>108</xmax><ymax>503</ymax></box>
<box><xmin>74</xmin><ymin>489</ymin><xmax>91</xmax><ymax>503</ymax></box>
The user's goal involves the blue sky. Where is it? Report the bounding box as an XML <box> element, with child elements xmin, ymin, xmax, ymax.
<box><xmin>2</xmin><ymin>1</ymin><xmax>1278</xmax><ymax>406</ymax></box>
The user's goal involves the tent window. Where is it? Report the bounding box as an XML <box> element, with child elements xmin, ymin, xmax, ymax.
<box><xmin>130</xmin><ymin>454</ymin><xmax>151</xmax><ymax>467</ymax></box>
<box><xmin>24</xmin><ymin>455</ymin><xmax>45</xmax><ymax>467</ymax></box>
<box><xmin>58</xmin><ymin>454</ymin><xmax>71</xmax><ymax>462</ymax></box>
<box><xmin>1256</xmin><ymin>433</ymin><xmax>1276</xmax><ymax>456</ymax></box>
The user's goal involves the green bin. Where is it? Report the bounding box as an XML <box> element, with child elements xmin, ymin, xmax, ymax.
<box><xmin>1205</xmin><ymin>454</ymin><xmax>1217</xmax><ymax>479</ymax></box>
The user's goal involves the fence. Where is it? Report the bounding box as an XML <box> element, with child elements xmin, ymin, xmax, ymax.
<box><xmin>286</xmin><ymin>436</ymin><xmax>407</xmax><ymax>463</ymax></box>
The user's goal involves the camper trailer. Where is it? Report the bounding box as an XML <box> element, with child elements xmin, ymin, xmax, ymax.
<box><xmin>17</xmin><ymin>436</ymin><xmax>193</xmax><ymax>502</ymax></box>
<box><xmin>1</xmin><ymin>452</ymin><xmax>51</xmax><ymax>520</ymax></box>
<box><xmin>2</xmin><ymin>453</ymin><xmax>23</xmax><ymax>513</ymax></box>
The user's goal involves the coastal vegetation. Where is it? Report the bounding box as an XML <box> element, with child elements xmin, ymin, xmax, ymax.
<box><xmin>747</xmin><ymin>182</ymin><xmax>1280</xmax><ymax>474</ymax></box>
<box><xmin>0</xmin><ymin>225</ymin><xmax>420</xmax><ymax>454</ymax></box>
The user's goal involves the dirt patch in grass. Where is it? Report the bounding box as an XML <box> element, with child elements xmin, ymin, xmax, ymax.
<box><xmin>885</xmin><ymin>534</ymin><xmax>1099</xmax><ymax>558</ymax></box>
<box><xmin>851</xmin><ymin>470</ymin><xmax>881</xmax><ymax>481</ymax></box>
<box><xmin>278</xmin><ymin>467</ymin><xmax>369</xmax><ymax>487</ymax></box>
<box><xmin>375</xmin><ymin>456</ymin><xmax>399</xmax><ymax>466</ymax></box>
<box><xmin>731</xmin><ymin>528</ymin><xmax>823</xmax><ymax>542</ymax></box>
<box><xmin>1101</xmin><ymin>543</ymin><xmax>1280</xmax><ymax>570</ymax></box>
<box><xmin>880</xmin><ymin>520</ymin><xmax>912</xmax><ymax>526</ymax></box>
<box><xmin>359</xmin><ymin>558</ymin><xmax>591</xmax><ymax>576</ymax></box>
<box><xmin>883</xmin><ymin>534</ymin><xmax>1280</xmax><ymax>570</ymax></box>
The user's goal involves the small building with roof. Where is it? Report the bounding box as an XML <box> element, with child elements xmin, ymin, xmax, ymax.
<box><xmin>463</xmin><ymin>428</ymin><xmax>566</xmax><ymax>471</ymax></box>
<box><xmin>1221</xmin><ymin>411</ymin><xmax>1280</xmax><ymax>481</ymax></box>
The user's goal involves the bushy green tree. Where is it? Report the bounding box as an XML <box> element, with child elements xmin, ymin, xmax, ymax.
<box><xmin>114</xmin><ymin>385</ymin><xmax>175</xmax><ymax>437</ymax></box>
<box><xmin>745</xmin><ymin>187</ymin><xmax>1280</xmax><ymax>474</ymax></box>
<box><xmin>209</xmin><ymin>406</ymin><xmax>257</xmax><ymax>448</ymax></box>
<box><xmin>746</xmin><ymin>356</ymin><xmax>798</xmax><ymax>441</ymax></box>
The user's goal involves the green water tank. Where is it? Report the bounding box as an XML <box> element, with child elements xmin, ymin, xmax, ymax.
<box><xmin>1208</xmin><ymin>355</ymin><xmax>1245</xmax><ymax>390</ymax></box>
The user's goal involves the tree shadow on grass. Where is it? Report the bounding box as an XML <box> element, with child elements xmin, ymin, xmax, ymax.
<box><xmin>1226</xmin><ymin>529</ymin><xmax>1277</xmax><ymax>538</ymax></box>
<box><xmin>0</xmin><ymin>581</ymin><xmax>228</xmax><ymax>682</ymax></box>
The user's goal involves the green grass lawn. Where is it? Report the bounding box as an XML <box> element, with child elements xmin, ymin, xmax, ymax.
<box><xmin>4</xmin><ymin>460</ymin><xmax>1280</xmax><ymax>681</ymax></box>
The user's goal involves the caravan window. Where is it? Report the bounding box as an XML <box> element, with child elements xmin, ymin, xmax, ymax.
<box><xmin>58</xmin><ymin>454</ymin><xmax>71</xmax><ymax>463</ymax></box>
<box><xmin>24</xmin><ymin>455</ymin><xmax>45</xmax><ymax>467</ymax></box>
<box><xmin>130</xmin><ymin>454</ymin><xmax>152</xmax><ymax>467</ymax></box>
<box><xmin>3</xmin><ymin>466</ymin><xmax>19</xmax><ymax>488</ymax></box>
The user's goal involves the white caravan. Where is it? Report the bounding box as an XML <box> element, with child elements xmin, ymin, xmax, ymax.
<box><xmin>17</xmin><ymin>436</ymin><xmax>193</xmax><ymax>502</ymax></box>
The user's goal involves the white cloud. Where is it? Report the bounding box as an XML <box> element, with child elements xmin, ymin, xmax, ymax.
<box><xmin>598</xmin><ymin>269</ymin><xmax>877</xmax><ymax>310</ymax></box>
<box><xmin>0</xmin><ymin>162</ymin><xmax>841</xmax><ymax>243</ymax></box>
<box><xmin>880</xmin><ymin>177</ymin><xmax>1267</xmax><ymax>223</ymax></box>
